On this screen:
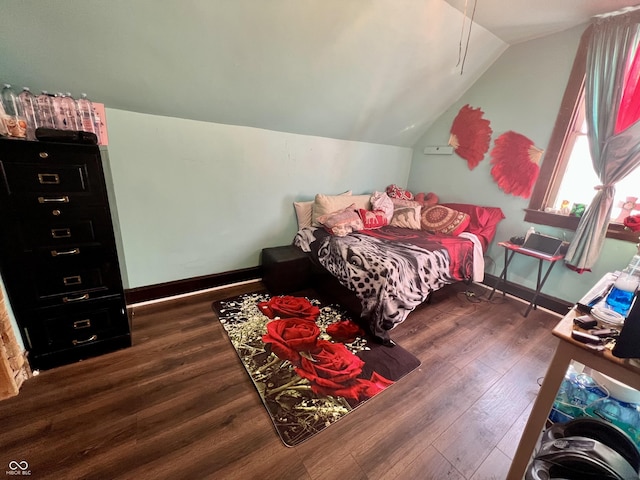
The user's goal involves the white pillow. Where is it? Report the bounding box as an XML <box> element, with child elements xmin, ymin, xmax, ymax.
<box><xmin>312</xmin><ymin>193</ymin><xmax>371</xmax><ymax>227</ymax></box>
<box><xmin>389</xmin><ymin>200</ymin><xmax>422</xmax><ymax>230</ymax></box>
<box><xmin>371</xmin><ymin>191</ymin><xmax>394</xmax><ymax>222</ymax></box>
<box><xmin>294</xmin><ymin>191</ymin><xmax>351</xmax><ymax>229</ymax></box>
<box><xmin>293</xmin><ymin>201</ymin><xmax>314</xmax><ymax>229</ymax></box>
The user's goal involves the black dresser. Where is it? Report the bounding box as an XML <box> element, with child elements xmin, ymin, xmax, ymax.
<box><xmin>0</xmin><ymin>139</ymin><xmax>130</xmax><ymax>370</ymax></box>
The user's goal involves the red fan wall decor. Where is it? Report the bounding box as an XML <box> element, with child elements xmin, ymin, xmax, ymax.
<box><xmin>448</xmin><ymin>104</ymin><xmax>492</xmax><ymax>170</ymax></box>
<box><xmin>490</xmin><ymin>131</ymin><xmax>543</xmax><ymax>199</ymax></box>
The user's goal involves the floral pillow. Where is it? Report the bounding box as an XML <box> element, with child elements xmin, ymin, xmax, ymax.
<box><xmin>386</xmin><ymin>184</ymin><xmax>414</xmax><ymax>201</ymax></box>
<box><xmin>317</xmin><ymin>204</ymin><xmax>364</xmax><ymax>236</ymax></box>
<box><xmin>420</xmin><ymin>205</ymin><xmax>470</xmax><ymax>235</ymax></box>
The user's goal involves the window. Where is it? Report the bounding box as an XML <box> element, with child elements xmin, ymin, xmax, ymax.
<box><xmin>525</xmin><ymin>25</ymin><xmax>639</xmax><ymax>242</ymax></box>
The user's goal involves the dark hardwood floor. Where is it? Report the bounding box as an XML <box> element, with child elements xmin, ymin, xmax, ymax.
<box><xmin>0</xmin><ymin>281</ymin><xmax>560</xmax><ymax>479</ymax></box>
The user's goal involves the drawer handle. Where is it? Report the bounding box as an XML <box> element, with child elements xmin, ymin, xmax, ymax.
<box><xmin>38</xmin><ymin>173</ymin><xmax>60</xmax><ymax>185</ymax></box>
<box><xmin>51</xmin><ymin>228</ymin><xmax>71</xmax><ymax>239</ymax></box>
<box><xmin>39</xmin><ymin>152</ymin><xmax>49</xmax><ymax>159</ymax></box>
<box><xmin>38</xmin><ymin>196</ymin><xmax>69</xmax><ymax>204</ymax></box>
<box><xmin>73</xmin><ymin>319</ymin><xmax>91</xmax><ymax>329</ymax></box>
<box><xmin>63</xmin><ymin>275</ymin><xmax>82</xmax><ymax>286</ymax></box>
<box><xmin>63</xmin><ymin>293</ymin><xmax>89</xmax><ymax>303</ymax></box>
<box><xmin>51</xmin><ymin>248</ymin><xmax>80</xmax><ymax>257</ymax></box>
<box><xmin>72</xmin><ymin>334</ymin><xmax>97</xmax><ymax>345</ymax></box>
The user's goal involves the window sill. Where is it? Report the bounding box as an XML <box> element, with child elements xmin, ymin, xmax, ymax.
<box><xmin>523</xmin><ymin>209</ymin><xmax>640</xmax><ymax>242</ymax></box>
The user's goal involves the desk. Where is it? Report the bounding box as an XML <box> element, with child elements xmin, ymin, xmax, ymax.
<box><xmin>507</xmin><ymin>307</ymin><xmax>640</xmax><ymax>479</ymax></box>
<box><xmin>489</xmin><ymin>241</ymin><xmax>565</xmax><ymax>317</ymax></box>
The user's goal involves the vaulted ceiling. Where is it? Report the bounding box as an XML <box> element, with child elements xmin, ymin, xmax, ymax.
<box><xmin>0</xmin><ymin>1</ymin><xmax>637</xmax><ymax>147</ymax></box>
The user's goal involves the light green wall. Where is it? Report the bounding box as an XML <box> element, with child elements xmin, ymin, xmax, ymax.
<box><xmin>104</xmin><ymin>109</ymin><xmax>412</xmax><ymax>289</ymax></box>
<box><xmin>408</xmin><ymin>24</ymin><xmax>637</xmax><ymax>303</ymax></box>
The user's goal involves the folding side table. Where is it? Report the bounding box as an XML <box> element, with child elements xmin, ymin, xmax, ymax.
<box><xmin>488</xmin><ymin>241</ymin><xmax>565</xmax><ymax>317</ymax></box>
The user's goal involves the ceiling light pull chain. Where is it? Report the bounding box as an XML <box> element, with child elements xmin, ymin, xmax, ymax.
<box><xmin>456</xmin><ymin>0</ymin><xmax>469</xmax><ymax>68</ymax></box>
<box><xmin>460</xmin><ymin>0</ymin><xmax>478</xmax><ymax>75</ymax></box>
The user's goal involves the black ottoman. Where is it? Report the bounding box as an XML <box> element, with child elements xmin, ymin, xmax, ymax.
<box><xmin>261</xmin><ymin>245</ymin><xmax>311</xmax><ymax>294</ymax></box>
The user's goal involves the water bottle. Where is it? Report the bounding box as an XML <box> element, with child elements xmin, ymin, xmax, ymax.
<box><xmin>606</xmin><ymin>247</ymin><xmax>640</xmax><ymax>316</ymax></box>
<box><xmin>52</xmin><ymin>92</ymin><xmax>66</xmax><ymax>130</ymax></box>
<box><xmin>76</xmin><ymin>93</ymin><xmax>96</xmax><ymax>134</ymax></box>
<box><xmin>61</xmin><ymin>93</ymin><xmax>79</xmax><ymax>131</ymax></box>
<box><xmin>35</xmin><ymin>91</ymin><xmax>58</xmax><ymax>129</ymax></box>
<box><xmin>92</xmin><ymin>107</ymin><xmax>102</xmax><ymax>144</ymax></box>
<box><xmin>1</xmin><ymin>84</ymin><xmax>27</xmax><ymax>138</ymax></box>
<box><xmin>17</xmin><ymin>87</ymin><xmax>39</xmax><ymax>140</ymax></box>
<box><xmin>0</xmin><ymin>101</ymin><xmax>9</xmax><ymax>137</ymax></box>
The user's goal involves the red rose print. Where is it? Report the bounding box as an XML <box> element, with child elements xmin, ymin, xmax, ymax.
<box><xmin>326</xmin><ymin>320</ymin><xmax>364</xmax><ymax>343</ymax></box>
<box><xmin>359</xmin><ymin>371</ymin><xmax>394</xmax><ymax>398</ymax></box>
<box><xmin>262</xmin><ymin>318</ymin><xmax>321</xmax><ymax>365</ymax></box>
<box><xmin>295</xmin><ymin>340</ymin><xmax>366</xmax><ymax>400</ymax></box>
<box><xmin>258</xmin><ymin>296</ymin><xmax>320</xmax><ymax>320</ymax></box>
<box><xmin>624</xmin><ymin>214</ymin><xmax>640</xmax><ymax>232</ymax></box>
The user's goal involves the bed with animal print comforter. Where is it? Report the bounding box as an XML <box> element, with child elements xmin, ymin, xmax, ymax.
<box><xmin>294</xmin><ymin>225</ymin><xmax>479</xmax><ymax>345</ymax></box>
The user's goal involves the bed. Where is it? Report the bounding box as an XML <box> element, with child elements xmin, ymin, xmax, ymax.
<box><xmin>292</xmin><ymin>193</ymin><xmax>505</xmax><ymax>345</ymax></box>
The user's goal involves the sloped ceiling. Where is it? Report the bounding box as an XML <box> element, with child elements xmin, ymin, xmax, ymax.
<box><xmin>0</xmin><ymin>1</ymin><xmax>637</xmax><ymax>147</ymax></box>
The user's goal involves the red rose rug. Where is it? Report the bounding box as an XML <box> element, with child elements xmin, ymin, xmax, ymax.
<box><xmin>212</xmin><ymin>292</ymin><xmax>421</xmax><ymax>447</ymax></box>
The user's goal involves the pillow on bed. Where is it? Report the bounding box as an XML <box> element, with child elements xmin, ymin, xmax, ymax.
<box><xmin>420</xmin><ymin>205</ymin><xmax>470</xmax><ymax>235</ymax></box>
<box><xmin>386</xmin><ymin>184</ymin><xmax>414</xmax><ymax>200</ymax></box>
<box><xmin>294</xmin><ymin>191</ymin><xmax>351</xmax><ymax>229</ymax></box>
<box><xmin>359</xmin><ymin>209</ymin><xmax>388</xmax><ymax>229</ymax></box>
<box><xmin>414</xmin><ymin>192</ymin><xmax>439</xmax><ymax>207</ymax></box>
<box><xmin>390</xmin><ymin>203</ymin><xmax>422</xmax><ymax>229</ymax></box>
<box><xmin>441</xmin><ymin>203</ymin><xmax>506</xmax><ymax>250</ymax></box>
<box><xmin>370</xmin><ymin>191</ymin><xmax>394</xmax><ymax>221</ymax></box>
<box><xmin>312</xmin><ymin>193</ymin><xmax>371</xmax><ymax>227</ymax></box>
<box><xmin>317</xmin><ymin>204</ymin><xmax>364</xmax><ymax>237</ymax></box>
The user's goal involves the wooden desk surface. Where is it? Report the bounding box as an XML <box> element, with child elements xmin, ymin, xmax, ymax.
<box><xmin>552</xmin><ymin>308</ymin><xmax>640</xmax><ymax>389</ymax></box>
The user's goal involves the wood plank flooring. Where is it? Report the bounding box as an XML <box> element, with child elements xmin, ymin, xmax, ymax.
<box><xmin>0</xmin><ymin>281</ymin><xmax>560</xmax><ymax>479</ymax></box>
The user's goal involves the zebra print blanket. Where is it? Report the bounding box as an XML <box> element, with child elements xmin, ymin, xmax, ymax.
<box><xmin>294</xmin><ymin>226</ymin><xmax>476</xmax><ymax>344</ymax></box>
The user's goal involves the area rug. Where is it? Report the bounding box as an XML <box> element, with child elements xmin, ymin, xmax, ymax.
<box><xmin>212</xmin><ymin>292</ymin><xmax>421</xmax><ymax>447</ymax></box>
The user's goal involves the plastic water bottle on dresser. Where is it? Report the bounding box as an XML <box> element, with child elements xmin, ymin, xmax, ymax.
<box><xmin>76</xmin><ymin>93</ymin><xmax>96</xmax><ymax>134</ymax></box>
<box><xmin>52</xmin><ymin>93</ymin><xmax>66</xmax><ymax>129</ymax></box>
<box><xmin>606</xmin><ymin>246</ymin><xmax>640</xmax><ymax>316</ymax></box>
<box><xmin>1</xmin><ymin>84</ymin><xmax>27</xmax><ymax>138</ymax></box>
<box><xmin>35</xmin><ymin>91</ymin><xmax>57</xmax><ymax>129</ymax></box>
<box><xmin>61</xmin><ymin>93</ymin><xmax>79</xmax><ymax>131</ymax></box>
<box><xmin>0</xmin><ymin>101</ymin><xmax>9</xmax><ymax>137</ymax></box>
<box><xmin>17</xmin><ymin>87</ymin><xmax>39</xmax><ymax>140</ymax></box>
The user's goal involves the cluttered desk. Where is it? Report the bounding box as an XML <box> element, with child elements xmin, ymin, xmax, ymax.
<box><xmin>508</xmin><ymin>268</ymin><xmax>640</xmax><ymax>479</ymax></box>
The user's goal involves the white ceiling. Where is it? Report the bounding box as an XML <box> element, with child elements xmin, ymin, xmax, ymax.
<box><xmin>445</xmin><ymin>0</ymin><xmax>640</xmax><ymax>44</ymax></box>
<box><xmin>0</xmin><ymin>1</ymin><xmax>638</xmax><ymax>147</ymax></box>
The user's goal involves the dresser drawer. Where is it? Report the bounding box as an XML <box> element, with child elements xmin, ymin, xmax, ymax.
<box><xmin>22</xmin><ymin>297</ymin><xmax>129</xmax><ymax>352</ymax></box>
<box><xmin>35</xmin><ymin>265</ymin><xmax>112</xmax><ymax>298</ymax></box>
<box><xmin>0</xmin><ymin>161</ymin><xmax>106</xmax><ymax>207</ymax></box>
<box><xmin>2</xmin><ymin>253</ymin><xmax>123</xmax><ymax>308</ymax></box>
<box><xmin>12</xmin><ymin>207</ymin><xmax>115</xmax><ymax>249</ymax></box>
<box><xmin>0</xmin><ymin>144</ymin><xmax>106</xmax><ymax>207</ymax></box>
